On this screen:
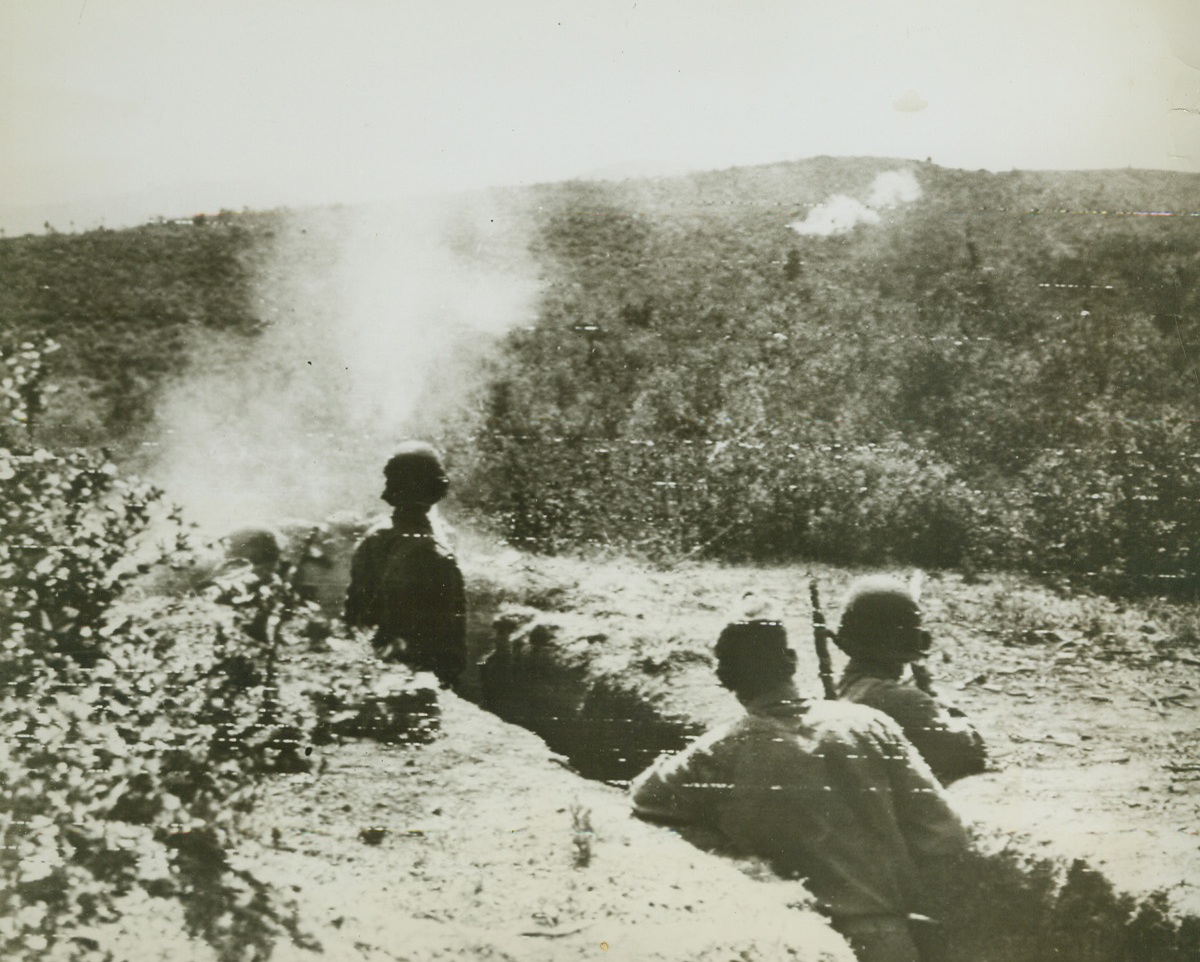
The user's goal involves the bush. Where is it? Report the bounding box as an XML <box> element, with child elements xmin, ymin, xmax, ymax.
<box><xmin>447</xmin><ymin>172</ymin><xmax>1200</xmax><ymax>595</ymax></box>
<box><xmin>1022</xmin><ymin>407</ymin><xmax>1200</xmax><ymax>593</ymax></box>
<box><xmin>457</xmin><ymin>421</ymin><xmax>989</xmax><ymax>571</ymax></box>
<box><xmin>794</xmin><ymin>439</ymin><xmax>983</xmax><ymax>569</ymax></box>
<box><xmin>0</xmin><ymin>341</ymin><xmax>317</xmax><ymax>961</ymax></box>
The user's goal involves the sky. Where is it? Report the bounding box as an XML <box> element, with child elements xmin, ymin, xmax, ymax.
<box><xmin>1</xmin><ymin>0</ymin><xmax>1198</xmax><ymax>236</ymax></box>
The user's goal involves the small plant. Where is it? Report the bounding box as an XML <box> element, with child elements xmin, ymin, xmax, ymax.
<box><xmin>0</xmin><ymin>337</ymin><xmax>59</xmax><ymax>448</ymax></box>
<box><xmin>569</xmin><ymin>802</ymin><xmax>594</xmax><ymax>869</ymax></box>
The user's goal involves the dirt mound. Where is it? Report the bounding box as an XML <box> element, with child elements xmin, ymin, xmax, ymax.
<box><xmin>247</xmin><ymin>692</ymin><xmax>855</xmax><ymax>962</ymax></box>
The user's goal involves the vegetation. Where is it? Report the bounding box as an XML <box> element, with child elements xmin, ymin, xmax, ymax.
<box><xmin>2</xmin><ymin>160</ymin><xmax>1199</xmax><ymax>593</ymax></box>
<box><xmin>0</xmin><ymin>215</ymin><xmax>279</xmax><ymax>451</ymax></box>
<box><xmin>2</xmin><ymin>159</ymin><xmax>1200</xmax><ymax>955</ymax></box>
<box><xmin>451</xmin><ymin>161</ymin><xmax>1200</xmax><ymax>593</ymax></box>
<box><xmin>0</xmin><ymin>341</ymin><xmax>317</xmax><ymax>960</ymax></box>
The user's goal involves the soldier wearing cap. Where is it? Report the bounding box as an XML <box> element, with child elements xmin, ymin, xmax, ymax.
<box><xmin>834</xmin><ymin>575</ymin><xmax>986</xmax><ymax>785</ymax></box>
<box><xmin>345</xmin><ymin>442</ymin><xmax>467</xmax><ymax>688</ymax></box>
<box><xmin>630</xmin><ymin>601</ymin><xmax>968</xmax><ymax>962</ymax></box>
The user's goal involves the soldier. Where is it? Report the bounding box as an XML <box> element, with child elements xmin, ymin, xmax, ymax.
<box><xmin>344</xmin><ymin>442</ymin><xmax>467</xmax><ymax>688</ymax></box>
<box><xmin>200</xmin><ymin>527</ymin><xmax>285</xmax><ymax>608</ymax></box>
<box><xmin>630</xmin><ymin>610</ymin><xmax>969</xmax><ymax>962</ymax></box>
<box><xmin>833</xmin><ymin>575</ymin><xmax>986</xmax><ymax>785</ymax></box>
<box><xmin>222</xmin><ymin>527</ymin><xmax>284</xmax><ymax>578</ymax></box>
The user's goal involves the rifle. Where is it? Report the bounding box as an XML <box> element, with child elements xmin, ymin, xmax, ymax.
<box><xmin>907</xmin><ymin>569</ymin><xmax>936</xmax><ymax>696</ymax></box>
<box><xmin>809</xmin><ymin>578</ymin><xmax>838</xmax><ymax>700</ymax></box>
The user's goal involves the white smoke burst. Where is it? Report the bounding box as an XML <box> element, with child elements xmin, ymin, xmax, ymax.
<box><xmin>790</xmin><ymin>169</ymin><xmax>922</xmax><ymax>237</ymax></box>
<box><xmin>147</xmin><ymin>195</ymin><xmax>539</xmax><ymax>533</ymax></box>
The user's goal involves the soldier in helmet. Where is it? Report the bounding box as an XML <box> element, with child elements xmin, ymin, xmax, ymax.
<box><xmin>833</xmin><ymin>575</ymin><xmax>986</xmax><ymax>785</ymax></box>
<box><xmin>631</xmin><ymin>604</ymin><xmax>968</xmax><ymax>962</ymax></box>
<box><xmin>344</xmin><ymin>442</ymin><xmax>467</xmax><ymax>688</ymax></box>
<box><xmin>200</xmin><ymin>527</ymin><xmax>284</xmax><ymax>605</ymax></box>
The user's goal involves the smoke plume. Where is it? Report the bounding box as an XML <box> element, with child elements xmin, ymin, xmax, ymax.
<box><xmin>147</xmin><ymin>195</ymin><xmax>539</xmax><ymax>533</ymax></box>
<box><xmin>790</xmin><ymin>169</ymin><xmax>921</xmax><ymax>237</ymax></box>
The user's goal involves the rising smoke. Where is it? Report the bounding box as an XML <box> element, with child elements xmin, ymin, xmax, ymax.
<box><xmin>790</xmin><ymin>169</ymin><xmax>922</xmax><ymax>237</ymax></box>
<box><xmin>147</xmin><ymin>195</ymin><xmax>540</xmax><ymax>534</ymax></box>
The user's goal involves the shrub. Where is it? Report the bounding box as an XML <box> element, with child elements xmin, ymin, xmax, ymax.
<box><xmin>0</xmin><ymin>341</ymin><xmax>316</xmax><ymax>961</ymax></box>
<box><xmin>1022</xmin><ymin>407</ymin><xmax>1200</xmax><ymax>594</ymax></box>
<box><xmin>793</xmin><ymin>439</ymin><xmax>982</xmax><ymax>569</ymax></box>
<box><xmin>1</xmin><ymin>339</ymin><xmax>60</xmax><ymax>449</ymax></box>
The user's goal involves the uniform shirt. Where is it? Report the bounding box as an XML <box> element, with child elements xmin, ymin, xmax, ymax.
<box><xmin>345</xmin><ymin>509</ymin><xmax>467</xmax><ymax>685</ymax></box>
<box><xmin>838</xmin><ymin>660</ymin><xmax>987</xmax><ymax>785</ymax></box>
<box><xmin>630</xmin><ymin>685</ymin><xmax>967</xmax><ymax>920</ymax></box>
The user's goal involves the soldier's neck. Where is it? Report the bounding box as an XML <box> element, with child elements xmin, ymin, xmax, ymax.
<box><xmin>390</xmin><ymin>505</ymin><xmax>433</xmax><ymax>532</ymax></box>
<box><xmin>737</xmin><ymin>680</ymin><xmax>802</xmax><ymax>711</ymax></box>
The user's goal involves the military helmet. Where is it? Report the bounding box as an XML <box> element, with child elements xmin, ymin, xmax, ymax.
<box><xmin>382</xmin><ymin>441</ymin><xmax>449</xmax><ymax>507</ymax></box>
<box><xmin>223</xmin><ymin>527</ymin><xmax>282</xmax><ymax>568</ymax></box>
<box><xmin>834</xmin><ymin>575</ymin><xmax>930</xmax><ymax>662</ymax></box>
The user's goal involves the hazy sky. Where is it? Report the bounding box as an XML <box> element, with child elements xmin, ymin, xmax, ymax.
<box><xmin>2</xmin><ymin>0</ymin><xmax>1198</xmax><ymax>234</ymax></box>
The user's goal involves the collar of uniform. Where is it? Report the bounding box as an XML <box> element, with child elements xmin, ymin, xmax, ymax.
<box><xmin>842</xmin><ymin>657</ymin><xmax>906</xmax><ymax>681</ymax></box>
<box><xmin>742</xmin><ymin>682</ymin><xmax>808</xmax><ymax>717</ymax></box>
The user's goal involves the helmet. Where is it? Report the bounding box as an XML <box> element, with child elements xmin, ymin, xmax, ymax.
<box><xmin>223</xmin><ymin>527</ymin><xmax>282</xmax><ymax>568</ymax></box>
<box><xmin>382</xmin><ymin>441</ymin><xmax>449</xmax><ymax>507</ymax></box>
<box><xmin>834</xmin><ymin>575</ymin><xmax>930</xmax><ymax>662</ymax></box>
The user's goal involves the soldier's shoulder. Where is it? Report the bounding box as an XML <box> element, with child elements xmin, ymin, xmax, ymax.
<box><xmin>681</xmin><ymin>716</ymin><xmax>751</xmax><ymax>763</ymax></box>
<box><xmin>845</xmin><ymin>672</ymin><xmax>933</xmax><ymax>711</ymax></box>
<box><xmin>385</xmin><ymin>528</ymin><xmax>457</xmax><ymax>562</ymax></box>
<box><xmin>808</xmin><ymin>698</ymin><xmax>892</xmax><ymax>725</ymax></box>
<box><xmin>389</xmin><ymin>531</ymin><xmax>461</xmax><ymax>580</ymax></box>
<box><xmin>870</xmin><ymin>679</ymin><xmax>936</xmax><ymax>712</ymax></box>
<box><xmin>808</xmin><ymin>699</ymin><xmax>909</xmax><ymax>743</ymax></box>
<box><xmin>352</xmin><ymin>526</ymin><xmax>395</xmax><ymax>556</ymax></box>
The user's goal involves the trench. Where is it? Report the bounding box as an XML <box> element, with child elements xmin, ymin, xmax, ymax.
<box><xmin>289</xmin><ymin>534</ymin><xmax>1199</xmax><ymax>962</ymax></box>
<box><xmin>458</xmin><ymin>589</ymin><xmax>1200</xmax><ymax>962</ymax></box>
<box><xmin>467</xmin><ymin>616</ymin><xmax>702</xmax><ymax>785</ymax></box>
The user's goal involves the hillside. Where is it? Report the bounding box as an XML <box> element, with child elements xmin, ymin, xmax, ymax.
<box><xmin>2</xmin><ymin>159</ymin><xmax>1199</xmax><ymax>589</ymax></box>
<box><xmin>456</xmin><ymin>161</ymin><xmax>1200</xmax><ymax>590</ymax></box>
<box><xmin>0</xmin><ymin>213</ymin><xmax>281</xmax><ymax>450</ymax></box>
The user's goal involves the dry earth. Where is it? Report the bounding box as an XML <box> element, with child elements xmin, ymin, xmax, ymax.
<box><xmin>102</xmin><ymin>533</ymin><xmax>1200</xmax><ymax>960</ymax></box>
<box><xmin>455</xmin><ymin>542</ymin><xmax>1200</xmax><ymax>950</ymax></box>
<box><xmin>246</xmin><ymin>681</ymin><xmax>854</xmax><ymax>962</ymax></box>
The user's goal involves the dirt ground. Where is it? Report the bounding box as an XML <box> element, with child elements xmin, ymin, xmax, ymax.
<box><xmin>243</xmin><ymin>680</ymin><xmax>854</xmax><ymax>962</ymax></box>
<box><xmin>457</xmin><ymin>544</ymin><xmax>1200</xmax><ymax>919</ymax></box>
<box><xmin>106</xmin><ymin>535</ymin><xmax>1200</xmax><ymax>960</ymax></box>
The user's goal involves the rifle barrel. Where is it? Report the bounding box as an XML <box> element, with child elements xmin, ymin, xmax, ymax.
<box><xmin>809</xmin><ymin>580</ymin><xmax>837</xmax><ymax>700</ymax></box>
